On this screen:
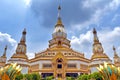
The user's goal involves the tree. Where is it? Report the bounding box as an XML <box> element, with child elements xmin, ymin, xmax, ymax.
<box><xmin>15</xmin><ymin>73</ymin><xmax>41</xmax><ymax>80</ymax></box>
<box><xmin>66</xmin><ymin>77</ymin><xmax>74</xmax><ymax>80</ymax></box>
<box><xmin>24</xmin><ymin>74</ymin><xmax>33</xmax><ymax>80</ymax></box>
<box><xmin>90</xmin><ymin>72</ymin><xmax>102</xmax><ymax>80</ymax></box>
<box><xmin>45</xmin><ymin>76</ymin><xmax>54</xmax><ymax>80</ymax></box>
<box><xmin>15</xmin><ymin>74</ymin><xmax>23</xmax><ymax>80</ymax></box>
<box><xmin>77</xmin><ymin>74</ymin><xmax>89</xmax><ymax>80</ymax></box>
<box><xmin>32</xmin><ymin>73</ymin><xmax>41</xmax><ymax>80</ymax></box>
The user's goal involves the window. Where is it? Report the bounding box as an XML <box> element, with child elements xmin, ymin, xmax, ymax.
<box><xmin>57</xmin><ymin>59</ymin><xmax>62</xmax><ymax>62</ymax></box>
<box><xmin>43</xmin><ymin>64</ymin><xmax>52</xmax><ymax>68</ymax></box>
<box><xmin>57</xmin><ymin>64</ymin><xmax>62</xmax><ymax>68</ymax></box>
<box><xmin>80</xmin><ymin>64</ymin><xmax>88</xmax><ymax>69</ymax></box>
<box><xmin>31</xmin><ymin>64</ymin><xmax>39</xmax><ymax>70</ymax></box>
<box><xmin>57</xmin><ymin>58</ymin><xmax>62</xmax><ymax>63</ymax></box>
<box><xmin>53</xmin><ymin>53</ymin><xmax>55</xmax><ymax>55</ymax></box>
<box><xmin>64</xmin><ymin>53</ymin><xmax>66</xmax><ymax>55</ymax></box>
<box><xmin>67</xmin><ymin>64</ymin><xmax>76</xmax><ymax>68</ymax></box>
<box><xmin>48</xmin><ymin>53</ymin><xmax>50</xmax><ymax>55</ymax></box>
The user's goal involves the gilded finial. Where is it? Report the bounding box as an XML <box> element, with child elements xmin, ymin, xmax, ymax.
<box><xmin>56</xmin><ymin>5</ymin><xmax>63</xmax><ymax>26</ymax></box>
<box><xmin>93</xmin><ymin>28</ymin><xmax>99</xmax><ymax>42</ymax></box>
<box><xmin>113</xmin><ymin>46</ymin><xmax>119</xmax><ymax>57</ymax></box>
<box><xmin>5</xmin><ymin>45</ymin><xmax>7</xmax><ymax>51</ymax></box>
<box><xmin>113</xmin><ymin>46</ymin><xmax>116</xmax><ymax>51</ymax></box>
<box><xmin>22</xmin><ymin>28</ymin><xmax>26</xmax><ymax>35</ymax></box>
<box><xmin>58</xmin><ymin>5</ymin><xmax>61</xmax><ymax>10</ymax></box>
<box><xmin>58</xmin><ymin>5</ymin><xmax>61</xmax><ymax>19</ymax></box>
<box><xmin>20</xmin><ymin>28</ymin><xmax>26</xmax><ymax>43</ymax></box>
<box><xmin>2</xmin><ymin>45</ymin><xmax>7</xmax><ymax>57</ymax></box>
<box><xmin>93</xmin><ymin>28</ymin><xmax>97</xmax><ymax>34</ymax></box>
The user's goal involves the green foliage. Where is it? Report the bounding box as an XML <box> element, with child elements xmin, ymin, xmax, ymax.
<box><xmin>77</xmin><ymin>74</ymin><xmax>89</xmax><ymax>80</ymax></box>
<box><xmin>90</xmin><ymin>72</ymin><xmax>102</xmax><ymax>80</ymax></box>
<box><xmin>15</xmin><ymin>73</ymin><xmax>41</xmax><ymax>80</ymax></box>
<box><xmin>15</xmin><ymin>74</ymin><xmax>23</xmax><ymax>80</ymax></box>
<box><xmin>77</xmin><ymin>72</ymin><xmax>102</xmax><ymax>80</ymax></box>
<box><xmin>15</xmin><ymin>72</ymin><xmax>102</xmax><ymax>80</ymax></box>
<box><xmin>31</xmin><ymin>73</ymin><xmax>41</xmax><ymax>80</ymax></box>
<box><xmin>24</xmin><ymin>74</ymin><xmax>32</xmax><ymax>80</ymax></box>
<box><xmin>66</xmin><ymin>77</ymin><xmax>74</xmax><ymax>80</ymax></box>
<box><xmin>45</xmin><ymin>76</ymin><xmax>54</xmax><ymax>80</ymax></box>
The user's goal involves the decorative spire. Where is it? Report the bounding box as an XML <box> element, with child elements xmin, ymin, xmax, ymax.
<box><xmin>2</xmin><ymin>45</ymin><xmax>7</xmax><ymax>57</ymax></box>
<box><xmin>93</xmin><ymin>28</ymin><xmax>99</xmax><ymax>43</ymax></box>
<box><xmin>20</xmin><ymin>28</ymin><xmax>26</xmax><ymax>43</ymax></box>
<box><xmin>113</xmin><ymin>46</ymin><xmax>119</xmax><ymax>57</ymax></box>
<box><xmin>56</xmin><ymin>5</ymin><xmax>63</xmax><ymax>26</ymax></box>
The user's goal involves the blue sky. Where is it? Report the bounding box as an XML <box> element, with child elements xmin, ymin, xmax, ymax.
<box><xmin>0</xmin><ymin>0</ymin><xmax>120</xmax><ymax>60</ymax></box>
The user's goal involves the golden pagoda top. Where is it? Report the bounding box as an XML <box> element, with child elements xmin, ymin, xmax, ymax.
<box><xmin>92</xmin><ymin>28</ymin><xmax>110</xmax><ymax>60</ymax></box>
<box><xmin>55</xmin><ymin>5</ymin><xmax>63</xmax><ymax>27</ymax></box>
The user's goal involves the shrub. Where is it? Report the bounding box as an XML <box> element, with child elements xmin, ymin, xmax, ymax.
<box><xmin>45</xmin><ymin>76</ymin><xmax>54</xmax><ymax>80</ymax></box>
<box><xmin>15</xmin><ymin>73</ymin><xmax>41</xmax><ymax>80</ymax></box>
<box><xmin>77</xmin><ymin>74</ymin><xmax>89</xmax><ymax>80</ymax></box>
<box><xmin>66</xmin><ymin>77</ymin><xmax>74</xmax><ymax>80</ymax></box>
<box><xmin>15</xmin><ymin>74</ymin><xmax>23</xmax><ymax>80</ymax></box>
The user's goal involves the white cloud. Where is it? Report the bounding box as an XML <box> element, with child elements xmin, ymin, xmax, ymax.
<box><xmin>0</xmin><ymin>32</ymin><xmax>17</xmax><ymax>59</ymax></box>
<box><xmin>112</xmin><ymin>14</ymin><xmax>120</xmax><ymax>22</ymax></box>
<box><xmin>118</xmin><ymin>46</ymin><xmax>120</xmax><ymax>55</ymax></box>
<box><xmin>71</xmin><ymin>0</ymin><xmax>120</xmax><ymax>31</ymax></box>
<box><xmin>99</xmin><ymin>27</ymin><xmax>120</xmax><ymax>59</ymax></box>
<box><xmin>99</xmin><ymin>27</ymin><xmax>120</xmax><ymax>43</ymax></box>
<box><xmin>24</xmin><ymin>0</ymin><xmax>31</xmax><ymax>7</ymax></box>
<box><xmin>0</xmin><ymin>32</ymin><xmax>36</xmax><ymax>60</ymax></box>
<box><xmin>27</xmin><ymin>52</ymin><xmax>35</xmax><ymax>59</ymax></box>
<box><xmin>71</xmin><ymin>27</ymin><xmax>120</xmax><ymax>60</ymax></box>
<box><xmin>71</xmin><ymin>30</ymin><xmax>93</xmax><ymax>58</ymax></box>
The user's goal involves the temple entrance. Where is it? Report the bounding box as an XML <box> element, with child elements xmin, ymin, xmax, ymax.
<box><xmin>57</xmin><ymin>74</ymin><xmax>62</xmax><ymax>78</ymax></box>
<box><xmin>56</xmin><ymin>58</ymin><xmax>63</xmax><ymax>78</ymax></box>
<box><xmin>52</xmin><ymin>52</ymin><xmax>67</xmax><ymax>79</ymax></box>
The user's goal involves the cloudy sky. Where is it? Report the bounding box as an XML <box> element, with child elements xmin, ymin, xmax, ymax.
<box><xmin>0</xmin><ymin>0</ymin><xmax>120</xmax><ymax>60</ymax></box>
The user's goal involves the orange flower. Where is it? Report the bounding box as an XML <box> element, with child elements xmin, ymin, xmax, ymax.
<box><xmin>2</xmin><ymin>73</ymin><xmax>10</xmax><ymax>80</ymax></box>
<box><xmin>110</xmin><ymin>73</ymin><xmax>116</xmax><ymax>80</ymax></box>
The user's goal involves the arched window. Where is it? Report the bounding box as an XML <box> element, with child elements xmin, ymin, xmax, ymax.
<box><xmin>56</xmin><ymin>58</ymin><xmax>63</xmax><ymax>69</ymax></box>
<box><xmin>57</xmin><ymin>58</ymin><xmax>62</xmax><ymax>63</ymax></box>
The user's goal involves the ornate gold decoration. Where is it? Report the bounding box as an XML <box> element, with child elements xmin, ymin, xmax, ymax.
<box><xmin>91</xmin><ymin>53</ymin><xmax>109</xmax><ymax>60</ymax></box>
<box><xmin>0</xmin><ymin>63</ymin><xmax>22</xmax><ymax>80</ymax></box>
<box><xmin>52</xmin><ymin>52</ymin><xmax>67</xmax><ymax>79</ymax></box>
<box><xmin>97</xmin><ymin>62</ymin><xmax>120</xmax><ymax>80</ymax></box>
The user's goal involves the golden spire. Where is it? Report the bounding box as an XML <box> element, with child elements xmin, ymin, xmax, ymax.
<box><xmin>2</xmin><ymin>45</ymin><xmax>7</xmax><ymax>57</ymax></box>
<box><xmin>93</xmin><ymin>28</ymin><xmax>99</xmax><ymax>43</ymax></box>
<box><xmin>56</xmin><ymin>5</ymin><xmax>63</xmax><ymax>26</ymax></box>
<box><xmin>113</xmin><ymin>46</ymin><xmax>119</xmax><ymax>57</ymax></box>
<box><xmin>20</xmin><ymin>28</ymin><xmax>26</xmax><ymax>43</ymax></box>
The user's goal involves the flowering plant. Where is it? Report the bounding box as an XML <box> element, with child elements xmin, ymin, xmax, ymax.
<box><xmin>97</xmin><ymin>62</ymin><xmax>120</xmax><ymax>80</ymax></box>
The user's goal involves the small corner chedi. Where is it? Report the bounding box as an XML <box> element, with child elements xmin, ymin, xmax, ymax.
<box><xmin>0</xmin><ymin>5</ymin><xmax>120</xmax><ymax>79</ymax></box>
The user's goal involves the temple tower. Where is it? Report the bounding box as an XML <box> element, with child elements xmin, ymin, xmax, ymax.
<box><xmin>49</xmin><ymin>5</ymin><xmax>71</xmax><ymax>49</ymax></box>
<box><xmin>8</xmin><ymin>29</ymin><xmax>29</xmax><ymax>74</ymax></box>
<box><xmin>113</xmin><ymin>46</ymin><xmax>120</xmax><ymax>67</ymax></box>
<box><xmin>0</xmin><ymin>46</ymin><xmax>7</xmax><ymax>68</ymax></box>
<box><xmin>90</xmin><ymin>28</ymin><xmax>112</xmax><ymax>73</ymax></box>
